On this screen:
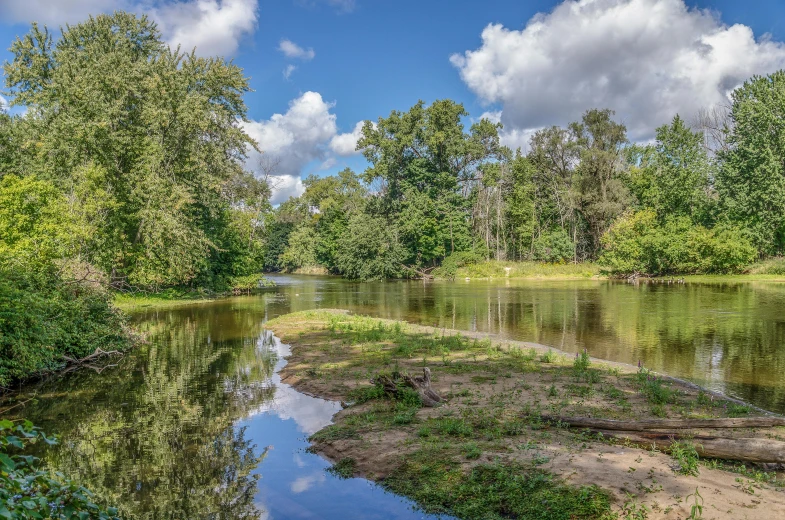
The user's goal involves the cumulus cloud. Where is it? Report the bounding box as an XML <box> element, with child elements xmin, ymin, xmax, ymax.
<box><xmin>0</xmin><ymin>0</ymin><xmax>258</xmax><ymax>57</ymax></box>
<box><xmin>451</xmin><ymin>0</ymin><xmax>785</xmax><ymax>141</ymax></box>
<box><xmin>283</xmin><ymin>64</ymin><xmax>297</xmax><ymax>80</ymax></box>
<box><xmin>278</xmin><ymin>38</ymin><xmax>315</xmax><ymax>60</ymax></box>
<box><xmin>241</xmin><ymin>92</ymin><xmax>368</xmax><ymax>204</ymax></box>
<box><xmin>149</xmin><ymin>0</ymin><xmax>258</xmax><ymax>56</ymax></box>
<box><xmin>0</xmin><ymin>95</ymin><xmax>8</xmax><ymax>111</ymax></box>
<box><xmin>242</xmin><ymin>92</ymin><xmax>337</xmax><ymax>203</ymax></box>
<box><xmin>328</xmin><ymin>120</ymin><xmax>366</xmax><ymax>156</ymax></box>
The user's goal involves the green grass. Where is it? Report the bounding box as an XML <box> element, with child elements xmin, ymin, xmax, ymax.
<box><xmin>440</xmin><ymin>260</ymin><xmax>601</xmax><ymax>280</ymax></box>
<box><xmin>113</xmin><ymin>290</ymin><xmax>216</xmax><ymax>310</ymax></box>
<box><xmin>383</xmin><ymin>449</ymin><xmax>614</xmax><ymax>520</ymax></box>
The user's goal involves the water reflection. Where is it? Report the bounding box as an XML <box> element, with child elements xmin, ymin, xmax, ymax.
<box><xmin>3</xmin><ymin>302</ymin><xmax>441</xmax><ymax>519</ymax></box>
<box><xmin>262</xmin><ymin>275</ymin><xmax>785</xmax><ymax>413</ymax></box>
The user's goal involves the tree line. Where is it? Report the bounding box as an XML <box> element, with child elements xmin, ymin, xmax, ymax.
<box><xmin>268</xmin><ymin>87</ymin><xmax>785</xmax><ymax>280</ymax></box>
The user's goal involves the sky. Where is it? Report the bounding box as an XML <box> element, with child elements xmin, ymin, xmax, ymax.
<box><xmin>2</xmin><ymin>0</ymin><xmax>785</xmax><ymax>203</ymax></box>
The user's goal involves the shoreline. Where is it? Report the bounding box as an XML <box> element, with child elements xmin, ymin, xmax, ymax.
<box><xmin>266</xmin><ymin>309</ymin><xmax>785</xmax><ymax>520</ymax></box>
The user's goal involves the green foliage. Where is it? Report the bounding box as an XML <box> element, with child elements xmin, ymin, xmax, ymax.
<box><xmin>433</xmin><ymin>250</ymin><xmax>485</xmax><ymax>280</ymax></box>
<box><xmin>4</xmin><ymin>12</ymin><xmax>263</xmax><ymax>289</ymax></box>
<box><xmin>717</xmin><ymin>71</ymin><xmax>785</xmax><ymax>255</ymax></box>
<box><xmin>600</xmin><ymin>210</ymin><xmax>756</xmax><ymax>276</ymax></box>
<box><xmin>0</xmin><ymin>257</ymin><xmax>132</xmax><ymax>387</ymax></box>
<box><xmin>533</xmin><ymin>229</ymin><xmax>575</xmax><ymax>263</ymax></box>
<box><xmin>670</xmin><ymin>441</ymin><xmax>700</xmax><ymax>477</ymax></box>
<box><xmin>629</xmin><ymin>115</ymin><xmax>713</xmax><ymax>224</ymax></box>
<box><xmin>327</xmin><ymin>458</ymin><xmax>357</xmax><ymax>479</ymax></box>
<box><xmin>280</xmin><ymin>226</ymin><xmax>320</xmax><ymax>271</ymax></box>
<box><xmin>334</xmin><ymin>215</ymin><xmax>407</xmax><ymax>281</ymax></box>
<box><xmin>0</xmin><ymin>420</ymin><xmax>119</xmax><ymax>519</ymax></box>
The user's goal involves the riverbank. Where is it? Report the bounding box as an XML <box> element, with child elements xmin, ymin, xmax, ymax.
<box><xmin>436</xmin><ymin>260</ymin><xmax>602</xmax><ymax>280</ymax></box>
<box><xmin>266</xmin><ymin>310</ymin><xmax>785</xmax><ymax>520</ymax></box>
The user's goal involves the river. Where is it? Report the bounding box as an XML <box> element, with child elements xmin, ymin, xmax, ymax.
<box><xmin>3</xmin><ymin>274</ymin><xmax>785</xmax><ymax>518</ymax></box>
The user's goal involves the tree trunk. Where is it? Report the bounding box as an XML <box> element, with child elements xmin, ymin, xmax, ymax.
<box><xmin>373</xmin><ymin>368</ymin><xmax>445</xmax><ymax>407</ymax></box>
<box><xmin>543</xmin><ymin>415</ymin><xmax>785</xmax><ymax>431</ymax></box>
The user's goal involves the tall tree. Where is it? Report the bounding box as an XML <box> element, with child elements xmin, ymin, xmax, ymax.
<box><xmin>4</xmin><ymin>12</ymin><xmax>259</xmax><ymax>287</ymax></box>
<box><xmin>571</xmin><ymin>109</ymin><xmax>631</xmax><ymax>258</ymax></box>
<box><xmin>717</xmin><ymin>71</ymin><xmax>785</xmax><ymax>255</ymax></box>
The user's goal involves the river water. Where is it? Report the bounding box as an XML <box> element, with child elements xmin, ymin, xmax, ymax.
<box><xmin>3</xmin><ymin>275</ymin><xmax>785</xmax><ymax>518</ymax></box>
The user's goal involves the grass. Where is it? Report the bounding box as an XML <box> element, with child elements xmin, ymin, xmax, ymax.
<box><xmin>113</xmin><ymin>289</ymin><xmax>217</xmax><ymax>310</ymax></box>
<box><xmin>383</xmin><ymin>449</ymin><xmax>614</xmax><ymax>520</ymax></box>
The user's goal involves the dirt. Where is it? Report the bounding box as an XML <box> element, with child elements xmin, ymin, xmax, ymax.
<box><xmin>267</xmin><ymin>309</ymin><xmax>785</xmax><ymax>520</ymax></box>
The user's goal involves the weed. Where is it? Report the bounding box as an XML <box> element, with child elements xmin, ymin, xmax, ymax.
<box><xmin>670</xmin><ymin>441</ymin><xmax>700</xmax><ymax>476</ymax></box>
<box><xmin>327</xmin><ymin>457</ymin><xmax>356</xmax><ymax>479</ymax></box>
<box><xmin>463</xmin><ymin>442</ymin><xmax>482</xmax><ymax>460</ymax></box>
<box><xmin>432</xmin><ymin>417</ymin><xmax>473</xmax><ymax>437</ymax></box>
<box><xmin>621</xmin><ymin>493</ymin><xmax>650</xmax><ymax>520</ymax></box>
<box><xmin>540</xmin><ymin>349</ymin><xmax>557</xmax><ymax>363</ymax></box>
<box><xmin>686</xmin><ymin>487</ymin><xmax>703</xmax><ymax>519</ymax></box>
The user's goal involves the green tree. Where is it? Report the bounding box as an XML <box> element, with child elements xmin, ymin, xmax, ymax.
<box><xmin>717</xmin><ymin>71</ymin><xmax>785</xmax><ymax>255</ymax></box>
<box><xmin>4</xmin><ymin>12</ymin><xmax>259</xmax><ymax>288</ymax></box>
<box><xmin>280</xmin><ymin>225</ymin><xmax>319</xmax><ymax>271</ymax></box>
<box><xmin>334</xmin><ymin>215</ymin><xmax>406</xmax><ymax>281</ymax></box>
<box><xmin>631</xmin><ymin>115</ymin><xmax>713</xmax><ymax>223</ymax></box>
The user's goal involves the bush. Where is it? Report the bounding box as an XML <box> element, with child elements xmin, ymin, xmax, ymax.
<box><xmin>433</xmin><ymin>250</ymin><xmax>485</xmax><ymax>280</ymax></box>
<box><xmin>0</xmin><ymin>257</ymin><xmax>132</xmax><ymax>387</ymax></box>
<box><xmin>334</xmin><ymin>215</ymin><xmax>407</xmax><ymax>281</ymax></box>
<box><xmin>1</xmin><ymin>419</ymin><xmax>119</xmax><ymax>519</ymax></box>
<box><xmin>599</xmin><ymin>210</ymin><xmax>756</xmax><ymax>276</ymax></box>
<box><xmin>533</xmin><ymin>229</ymin><xmax>575</xmax><ymax>263</ymax></box>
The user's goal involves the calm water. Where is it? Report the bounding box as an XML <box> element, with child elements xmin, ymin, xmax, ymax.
<box><xmin>3</xmin><ymin>275</ymin><xmax>785</xmax><ymax>518</ymax></box>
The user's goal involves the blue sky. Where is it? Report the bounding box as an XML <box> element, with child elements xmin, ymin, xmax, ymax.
<box><xmin>2</xmin><ymin>0</ymin><xmax>785</xmax><ymax>202</ymax></box>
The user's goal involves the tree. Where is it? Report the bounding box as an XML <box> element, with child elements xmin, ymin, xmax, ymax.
<box><xmin>358</xmin><ymin>100</ymin><xmax>506</xmax><ymax>267</ymax></box>
<box><xmin>630</xmin><ymin>115</ymin><xmax>713</xmax><ymax>223</ymax></box>
<box><xmin>334</xmin><ymin>215</ymin><xmax>406</xmax><ymax>281</ymax></box>
<box><xmin>717</xmin><ymin>71</ymin><xmax>785</xmax><ymax>255</ymax></box>
<box><xmin>571</xmin><ymin>109</ymin><xmax>632</xmax><ymax>258</ymax></box>
<box><xmin>4</xmin><ymin>13</ymin><xmax>259</xmax><ymax>288</ymax></box>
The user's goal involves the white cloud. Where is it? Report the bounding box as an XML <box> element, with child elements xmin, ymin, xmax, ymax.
<box><xmin>150</xmin><ymin>0</ymin><xmax>258</xmax><ymax>56</ymax></box>
<box><xmin>283</xmin><ymin>64</ymin><xmax>297</xmax><ymax>80</ymax></box>
<box><xmin>328</xmin><ymin>120</ymin><xmax>366</xmax><ymax>156</ymax></box>
<box><xmin>242</xmin><ymin>91</ymin><xmax>337</xmax><ymax>203</ymax></box>
<box><xmin>0</xmin><ymin>0</ymin><xmax>258</xmax><ymax>57</ymax></box>
<box><xmin>0</xmin><ymin>0</ymin><xmax>118</xmax><ymax>25</ymax></box>
<box><xmin>278</xmin><ymin>38</ymin><xmax>315</xmax><ymax>60</ymax></box>
<box><xmin>242</xmin><ymin>92</ymin><xmax>368</xmax><ymax>203</ymax></box>
<box><xmin>451</xmin><ymin>0</ymin><xmax>785</xmax><ymax>141</ymax></box>
<box><xmin>0</xmin><ymin>95</ymin><xmax>8</xmax><ymax>111</ymax></box>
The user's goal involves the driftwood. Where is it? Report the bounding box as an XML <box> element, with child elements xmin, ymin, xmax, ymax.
<box><xmin>62</xmin><ymin>347</ymin><xmax>123</xmax><ymax>365</ymax></box>
<box><xmin>592</xmin><ymin>430</ymin><xmax>785</xmax><ymax>464</ymax></box>
<box><xmin>373</xmin><ymin>368</ymin><xmax>445</xmax><ymax>407</ymax></box>
<box><xmin>543</xmin><ymin>415</ymin><xmax>785</xmax><ymax>431</ymax></box>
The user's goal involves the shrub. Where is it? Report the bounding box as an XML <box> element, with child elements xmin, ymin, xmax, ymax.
<box><xmin>532</xmin><ymin>229</ymin><xmax>576</xmax><ymax>263</ymax></box>
<box><xmin>0</xmin><ymin>257</ymin><xmax>132</xmax><ymax>387</ymax></box>
<box><xmin>599</xmin><ymin>210</ymin><xmax>756</xmax><ymax>276</ymax></box>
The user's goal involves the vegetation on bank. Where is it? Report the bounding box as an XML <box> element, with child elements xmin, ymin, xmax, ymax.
<box><xmin>1</xmin><ymin>420</ymin><xmax>119</xmax><ymax>519</ymax></box>
<box><xmin>267</xmin><ymin>310</ymin><xmax>785</xmax><ymax>519</ymax></box>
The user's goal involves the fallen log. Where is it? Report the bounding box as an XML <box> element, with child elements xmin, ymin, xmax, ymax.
<box><xmin>62</xmin><ymin>347</ymin><xmax>123</xmax><ymax>365</ymax></box>
<box><xmin>590</xmin><ymin>429</ymin><xmax>785</xmax><ymax>464</ymax></box>
<box><xmin>372</xmin><ymin>368</ymin><xmax>445</xmax><ymax>407</ymax></box>
<box><xmin>543</xmin><ymin>415</ymin><xmax>785</xmax><ymax>431</ymax></box>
